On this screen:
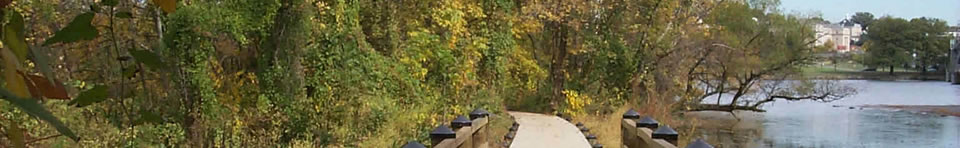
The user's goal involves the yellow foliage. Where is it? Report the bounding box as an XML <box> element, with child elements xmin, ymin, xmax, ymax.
<box><xmin>152</xmin><ymin>0</ymin><xmax>177</xmax><ymax>13</ymax></box>
<box><xmin>562</xmin><ymin>90</ymin><xmax>591</xmax><ymax>116</ymax></box>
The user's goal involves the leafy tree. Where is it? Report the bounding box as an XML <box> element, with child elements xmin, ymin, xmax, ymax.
<box><xmin>865</xmin><ymin>17</ymin><xmax>913</xmax><ymax>75</ymax></box>
<box><xmin>850</xmin><ymin>12</ymin><xmax>875</xmax><ymax>30</ymax></box>
<box><xmin>908</xmin><ymin>17</ymin><xmax>950</xmax><ymax>75</ymax></box>
<box><xmin>687</xmin><ymin>1</ymin><xmax>856</xmax><ymax>112</ymax></box>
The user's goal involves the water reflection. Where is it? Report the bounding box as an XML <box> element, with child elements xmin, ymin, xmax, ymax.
<box><xmin>688</xmin><ymin>81</ymin><xmax>960</xmax><ymax>148</ymax></box>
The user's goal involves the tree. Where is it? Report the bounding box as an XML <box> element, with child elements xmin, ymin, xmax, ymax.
<box><xmin>687</xmin><ymin>1</ymin><xmax>856</xmax><ymax>112</ymax></box>
<box><xmin>850</xmin><ymin>12</ymin><xmax>875</xmax><ymax>30</ymax></box>
<box><xmin>865</xmin><ymin>17</ymin><xmax>913</xmax><ymax>75</ymax></box>
<box><xmin>908</xmin><ymin>17</ymin><xmax>950</xmax><ymax>75</ymax></box>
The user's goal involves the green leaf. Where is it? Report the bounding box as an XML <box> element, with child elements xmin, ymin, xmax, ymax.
<box><xmin>68</xmin><ymin>85</ymin><xmax>109</xmax><ymax>107</ymax></box>
<box><xmin>128</xmin><ymin>49</ymin><xmax>167</xmax><ymax>69</ymax></box>
<box><xmin>43</xmin><ymin>12</ymin><xmax>99</xmax><ymax>46</ymax></box>
<box><xmin>115</xmin><ymin>11</ymin><xmax>133</xmax><ymax>18</ymax></box>
<box><xmin>3</xmin><ymin>11</ymin><xmax>28</xmax><ymax>60</ymax></box>
<box><xmin>102</xmin><ymin>0</ymin><xmax>117</xmax><ymax>6</ymax></box>
<box><xmin>0</xmin><ymin>88</ymin><xmax>80</xmax><ymax>141</ymax></box>
<box><xmin>30</xmin><ymin>47</ymin><xmax>57</xmax><ymax>83</ymax></box>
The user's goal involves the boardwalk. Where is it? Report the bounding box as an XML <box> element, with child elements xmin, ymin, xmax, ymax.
<box><xmin>508</xmin><ymin>112</ymin><xmax>591</xmax><ymax>148</ymax></box>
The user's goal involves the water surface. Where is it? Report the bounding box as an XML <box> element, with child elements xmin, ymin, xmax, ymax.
<box><xmin>691</xmin><ymin>80</ymin><xmax>960</xmax><ymax>148</ymax></box>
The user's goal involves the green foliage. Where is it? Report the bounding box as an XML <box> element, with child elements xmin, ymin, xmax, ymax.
<box><xmin>128</xmin><ymin>49</ymin><xmax>167</xmax><ymax>69</ymax></box>
<box><xmin>865</xmin><ymin>17</ymin><xmax>914</xmax><ymax>71</ymax></box>
<box><xmin>0</xmin><ymin>89</ymin><xmax>79</xmax><ymax>141</ymax></box>
<box><xmin>0</xmin><ymin>0</ymin><xmax>901</xmax><ymax>147</ymax></box>
<box><xmin>43</xmin><ymin>12</ymin><xmax>98</xmax><ymax>45</ymax></box>
<box><xmin>67</xmin><ymin>85</ymin><xmax>109</xmax><ymax>107</ymax></box>
<box><xmin>115</xmin><ymin>11</ymin><xmax>133</xmax><ymax>18</ymax></box>
<box><xmin>2</xmin><ymin>10</ymin><xmax>27</xmax><ymax>60</ymax></box>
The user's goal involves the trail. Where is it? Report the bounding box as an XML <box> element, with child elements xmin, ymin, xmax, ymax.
<box><xmin>508</xmin><ymin>112</ymin><xmax>591</xmax><ymax>148</ymax></box>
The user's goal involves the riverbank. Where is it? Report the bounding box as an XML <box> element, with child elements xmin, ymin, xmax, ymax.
<box><xmin>860</xmin><ymin>105</ymin><xmax>960</xmax><ymax>117</ymax></box>
<box><xmin>802</xmin><ymin>63</ymin><xmax>948</xmax><ymax>81</ymax></box>
<box><xmin>805</xmin><ymin>71</ymin><xmax>946</xmax><ymax>81</ymax></box>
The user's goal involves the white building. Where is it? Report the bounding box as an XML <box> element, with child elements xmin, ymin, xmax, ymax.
<box><xmin>813</xmin><ymin>21</ymin><xmax>862</xmax><ymax>53</ymax></box>
<box><xmin>949</xmin><ymin>26</ymin><xmax>960</xmax><ymax>39</ymax></box>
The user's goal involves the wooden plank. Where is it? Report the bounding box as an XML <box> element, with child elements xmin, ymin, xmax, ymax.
<box><xmin>435</xmin><ymin>139</ymin><xmax>457</xmax><ymax>148</ymax></box>
<box><xmin>623</xmin><ymin>119</ymin><xmax>677</xmax><ymax>148</ymax></box>
<box><xmin>471</xmin><ymin>118</ymin><xmax>488</xmax><ymax>133</ymax></box>
<box><xmin>437</xmin><ymin>118</ymin><xmax>489</xmax><ymax>148</ymax></box>
<box><xmin>435</xmin><ymin>127</ymin><xmax>473</xmax><ymax>148</ymax></box>
<box><xmin>471</xmin><ymin>118</ymin><xmax>488</xmax><ymax>148</ymax></box>
<box><xmin>622</xmin><ymin>119</ymin><xmax>641</xmax><ymax>148</ymax></box>
<box><xmin>651</xmin><ymin>139</ymin><xmax>678</xmax><ymax>148</ymax></box>
<box><xmin>639</xmin><ymin>128</ymin><xmax>655</xmax><ymax>147</ymax></box>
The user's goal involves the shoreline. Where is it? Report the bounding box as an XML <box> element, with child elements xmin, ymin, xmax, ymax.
<box><xmin>860</xmin><ymin>105</ymin><xmax>960</xmax><ymax>117</ymax></box>
<box><xmin>805</xmin><ymin>72</ymin><xmax>947</xmax><ymax>81</ymax></box>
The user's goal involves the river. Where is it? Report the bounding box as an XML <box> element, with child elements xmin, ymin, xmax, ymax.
<box><xmin>687</xmin><ymin>80</ymin><xmax>960</xmax><ymax>148</ymax></box>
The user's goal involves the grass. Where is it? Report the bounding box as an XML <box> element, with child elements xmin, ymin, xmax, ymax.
<box><xmin>570</xmin><ymin>100</ymin><xmax>702</xmax><ymax>148</ymax></box>
<box><xmin>801</xmin><ymin>62</ymin><xmax>945</xmax><ymax>80</ymax></box>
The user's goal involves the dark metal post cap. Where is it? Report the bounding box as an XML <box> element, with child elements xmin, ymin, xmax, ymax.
<box><xmin>402</xmin><ymin>141</ymin><xmax>426</xmax><ymax>148</ymax></box>
<box><xmin>686</xmin><ymin>139</ymin><xmax>714</xmax><ymax>148</ymax></box>
<box><xmin>652</xmin><ymin>125</ymin><xmax>679</xmax><ymax>140</ymax></box>
<box><xmin>579</xmin><ymin>127</ymin><xmax>590</xmax><ymax>132</ymax></box>
<box><xmin>585</xmin><ymin>134</ymin><xmax>597</xmax><ymax>140</ymax></box>
<box><xmin>576</xmin><ymin>122</ymin><xmax>584</xmax><ymax>127</ymax></box>
<box><xmin>623</xmin><ymin>109</ymin><xmax>641</xmax><ymax>119</ymax></box>
<box><xmin>591</xmin><ymin>144</ymin><xmax>603</xmax><ymax>148</ymax></box>
<box><xmin>469</xmin><ymin>108</ymin><xmax>490</xmax><ymax>119</ymax></box>
<box><xmin>653</xmin><ymin>125</ymin><xmax>678</xmax><ymax>135</ymax></box>
<box><xmin>636</xmin><ymin>116</ymin><xmax>660</xmax><ymax>129</ymax></box>
<box><xmin>429</xmin><ymin>125</ymin><xmax>456</xmax><ymax>139</ymax></box>
<box><xmin>451</xmin><ymin>115</ymin><xmax>473</xmax><ymax>128</ymax></box>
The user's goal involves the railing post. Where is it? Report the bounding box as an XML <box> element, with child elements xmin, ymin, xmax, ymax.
<box><xmin>402</xmin><ymin>141</ymin><xmax>427</xmax><ymax>148</ymax></box>
<box><xmin>469</xmin><ymin>108</ymin><xmax>490</xmax><ymax>148</ymax></box>
<box><xmin>652</xmin><ymin>125</ymin><xmax>679</xmax><ymax>145</ymax></box>
<box><xmin>430</xmin><ymin>125</ymin><xmax>456</xmax><ymax>146</ymax></box>
<box><xmin>579</xmin><ymin>126</ymin><xmax>590</xmax><ymax>135</ymax></box>
<box><xmin>622</xmin><ymin>109</ymin><xmax>643</xmax><ymax>148</ymax></box>
<box><xmin>450</xmin><ymin>115</ymin><xmax>473</xmax><ymax>148</ymax></box>
<box><xmin>469</xmin><ymin>108</ymin><xmax>489</xmax><ymax>120</ymax></box>
<box><xmin>637</xmin><ymin>116</ymin><xmax>659</xmax><ymax>130</ymax></box>
<box><xmin>591</xmin><ymin>144</ymin><xmax>604</xmax><ymax>148</ymax></box>
<box><xmin>685</xmin><ymin>139</ymin><xmax>714</xmax><ymax>148</ymax></box>
<box><xmin>585</xmin><ymin>134</ymin><xmax>597</xmax><ymax>144</ymax></box>
<box><xmin>623</xmin><ymin>109</ymin><xmax>641</xmax><ymax>119</ymax></box>
<box><xmin>452</xmin><ymin>116</ymin><xmax>473</xmax><ymax>129</ymax></box>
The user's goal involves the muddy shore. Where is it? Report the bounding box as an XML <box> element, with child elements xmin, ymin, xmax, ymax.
<box><xmin>860</xmin><ymin>105</ymin><xmax>960</xmax><ymax>117</ymax></box>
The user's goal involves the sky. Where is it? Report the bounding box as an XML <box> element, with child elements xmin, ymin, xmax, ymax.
<box><xmin>779</xmin><ymin>0</ymin><xmax>960</xmax><ymax>25</ymax></box>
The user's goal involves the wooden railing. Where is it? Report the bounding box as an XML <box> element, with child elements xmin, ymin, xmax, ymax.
<box><xmin>402</xmin><ymin>108</ymin><xmax>491</xmax><ymax>148</ymax></box>
<box><xmin>620</xmin><ymin>108</ymin><xmax>714</xmax><ymax>148</ymax></box>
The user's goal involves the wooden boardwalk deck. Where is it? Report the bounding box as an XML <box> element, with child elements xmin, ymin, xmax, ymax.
<box><xmin>508</xmin><ymin>112</ymin><xmax>591</xmax><ymax>148</ymax></box>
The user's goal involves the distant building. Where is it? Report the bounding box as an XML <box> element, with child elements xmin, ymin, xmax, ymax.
<box><xmin>949</xmin><ymin>26</ymin><xmax>960</xmax><ymax>38</ymax></box>
<box><xmin>813</xmin><ymin>20</ymin><xmax>863</xmax><ymax>53</ymax></box>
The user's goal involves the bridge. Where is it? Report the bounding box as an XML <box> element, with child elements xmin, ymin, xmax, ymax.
<box><xmin>401</xmin><ymin>108</ymin><xmax>715</xmax><ymax>148</ymax></box>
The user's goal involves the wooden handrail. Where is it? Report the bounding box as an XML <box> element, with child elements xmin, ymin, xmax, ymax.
<box><xmin>621</xmin><ymin>117</ymin><xmax>678</xmax><ymax>148</ymax></box>
<box><xmin>433</xmin><ymin>117</ymin><xmax>489</xmax><ymax>148</ymax></box>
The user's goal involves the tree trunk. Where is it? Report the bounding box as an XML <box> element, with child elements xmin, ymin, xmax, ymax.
<box><xmin>549</xmin><ymin>22</ymin><xmax>569</xmax><ymax>111</ymax></box>
<box><xmin>889</xmin><ymin>65</ymin><xmax>895</xmax><ymax>75</ymax></box>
